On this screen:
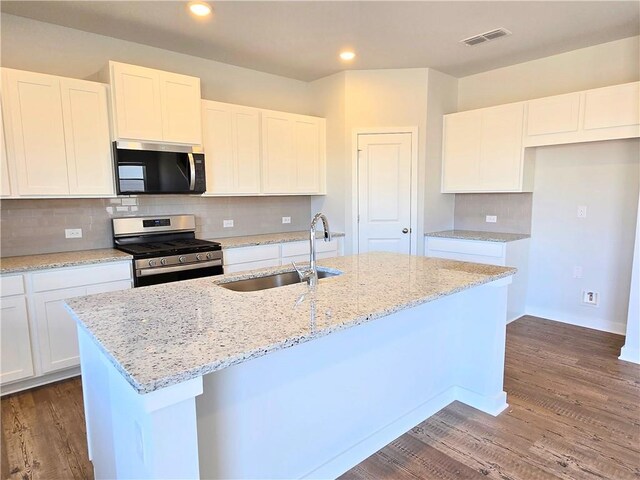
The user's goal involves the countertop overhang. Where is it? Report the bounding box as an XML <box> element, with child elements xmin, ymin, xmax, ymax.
<box><xmin>65</xmin><ymin>252</ymin><xmax>516</xmax><ymax>394</ymax></box>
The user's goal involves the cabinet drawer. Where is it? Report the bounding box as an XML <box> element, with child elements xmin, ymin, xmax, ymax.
<box><xmin>426</xmin><ymin>238</ymin><xmax>505</xmax><ymax>258</ymax></box>
<box><xmin>32</xmin><ymin>262</ymin><xmax>132</xmax><ymax>292</ymax></box>
<box><xmin>224</xmin><ymin>258</ymin><xmax>280</xmax><ymax>274</ymax></box>
<box><xmin>223</xmin><ymin>245</ymin><xmax>280</xmax><ymax>266</ymax></box>
<box><xmin>281</xmin><ymin>239</ymin><xmax>338</xmax><ymax>257</ymax></box>
<box><xmin>1</xmin><ymin>275</ymin><xmax>25</xmax><ymax>297</ymax></box>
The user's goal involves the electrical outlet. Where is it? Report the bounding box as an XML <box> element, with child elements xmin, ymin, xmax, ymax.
<box><xmin>282</xmin><ymin>216</ymin><xmax>291</xmax><ymax>224</ymax></box>
<box><xmin>223</xmin><ymin>219</ymin><xmax>234</xmax><ymax>228</ymax></box>
<box><xmin>577</xmin><ymin>206</ymin><xmax>587</xmax><ymax>218</ymax></box>
<box><xmin>65</xmin><ymin>228</ymin><xmax>82</xmax><ymax>239</ymax></box>
<box><xmin>582</xmin><ymin>290</ymin><xmax>599</xmax><ymax>306</ymax></box>
<box><xmin>485</xmin><ymin>215</ymin><xmax>497</xmax><ymax>223</ymax></box>
<box><xmin>573</xmin><ymin>266</ymin><xmax>583</xmax><ymax>279</ymax></box>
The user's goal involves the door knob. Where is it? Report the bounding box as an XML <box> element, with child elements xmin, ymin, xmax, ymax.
<box><xmin>402</xmin><ymin>228</ymin><xmax>409</xmax><ymax>234</ymax></box>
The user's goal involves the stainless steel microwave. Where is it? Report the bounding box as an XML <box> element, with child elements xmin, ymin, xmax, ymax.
<box><xmin>113</xmin><ymin>142</ymin><xmax>206</xmax><ymax>195</ymax></box>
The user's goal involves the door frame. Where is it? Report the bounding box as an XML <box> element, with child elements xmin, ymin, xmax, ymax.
<box><xmin>352</xmin><ymin>127</ymin><xmax>419</xmax><ymax>255</ymax></box>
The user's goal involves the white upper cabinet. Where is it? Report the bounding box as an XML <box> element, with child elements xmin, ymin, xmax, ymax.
<box><xmin>262</xmin><ymin>110</ymin><xmax>325</xmax><ymax>194</ymax></box>
<box><xmin>2</xmin><ymin>69</ymin><xmax>69</xmax><ymax>195</ymax></box>
<box><xmin>201</xmin><ymin>100</ymin><xmax>261</xmax><ymax>195</ymax></box>
<box><xmin>108</xmin><ymin>61</ymin><xmax>201</xmax><ymax>145</ymax></box>
<box><xmin>524</xmin><ymin>81</ymin><xmax>640</xmax><ymax>147</ymax></box>
<box><xmin>443</xmin><ymin>102</ymin><xmax>529</xmax><ymax>193</ymax></box>
<box><xmin>61</xmin><ymin>78</ymin><xmax>114</xmax><ymax>196</ymax></box>
<box><xmin>1</xmin><ymin>68</ymin><xmax>114</xmax><ymax>197</ymax></box>
<box><xmin>0</xmin><ymin>96</ymin><xmax>11</xmax><ymax>197</ymax></box>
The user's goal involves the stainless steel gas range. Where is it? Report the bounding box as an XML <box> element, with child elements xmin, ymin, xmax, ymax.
<box><xmin>112</xmin><ymin>215</ymin><xmax>223</xmax><ymax>287</ymax></box>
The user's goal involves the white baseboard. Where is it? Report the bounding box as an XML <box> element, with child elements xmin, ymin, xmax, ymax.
<box><xmin>525</xmin><ymin>306</ymin><xmax>626</xmax><ymax>335</ymax></box>
<box><xmin>455</xmin><ymin>387</ymin><xmax>508</xmax><ymax>417</ymax></box>
<box><xmin>619</xmin><ymin>345</ymin><xmax>640</xmax><ymax>364</ymax></box>
<box><xmin>1</xmin><ymin>367</ymin><xmax>80</xmax><ymax>396</ymax></box>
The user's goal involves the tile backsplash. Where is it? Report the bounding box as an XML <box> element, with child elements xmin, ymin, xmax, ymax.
<box><xmin>453</xmin><ymin>193</ymin><xmax>533</xmax><ymax>234</ymax></box>
<box><xmin>0</xmin><ymin>196</ymin><xmax>311</xmax><ymax>257</ymax></box>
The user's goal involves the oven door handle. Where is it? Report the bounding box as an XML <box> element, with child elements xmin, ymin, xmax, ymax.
<box><xmin>188</xmin><ymin>153</ymin><xmax>196</xmax><ymax>191</ymax></box>
<box><xmin>137</xmin><ymin>259</ymin><xmax>222</xmax><ymax>277</ymax></box>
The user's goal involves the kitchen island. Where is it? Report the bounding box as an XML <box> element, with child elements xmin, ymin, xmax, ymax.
<box><xmin>65</xmin><ymin>252</ymin><xmax>515</xmax><ymax>479</ymax></box>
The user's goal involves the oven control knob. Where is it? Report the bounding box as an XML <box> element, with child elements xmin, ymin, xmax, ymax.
<box><xmin>148</xmin><ymin>259</ymin><xmax>157</xmax><ymax>267</ymax></box>
<box><xmin>206</xmin><ymin>252</ymin><xmax>213</xmax><ymax>260</ymax></box>
<box><xmin>179</xmin><ymin>255</ymin><xmax>187</xmax><ymax>263</ymax></box>
<box><xmin>196</xmin><ymin>253</ymin><xmax>204</xmax><ymax>261</ymax></box>
<box><xmin>160</xmin><ymin>258</ymin><xmax>167</xmax><ymax>266</ymax></box>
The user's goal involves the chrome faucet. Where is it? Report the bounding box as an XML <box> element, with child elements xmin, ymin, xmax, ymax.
<box><xmin>293</xmin><ymin>213</ymin><xmax>332</xmax><ymax>287</ymax></box>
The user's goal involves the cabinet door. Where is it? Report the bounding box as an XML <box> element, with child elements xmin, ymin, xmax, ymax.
<box><xmin>293</xmin><ymin>116</ymin><xmax>321</xmax><ymax>194</ymax></box>
<box><xmin>61</xmin><ymin>79</ymin><xmax>114</xmax><ymax>195</ymax></box>
<box><xmin>202</xmin><ymin>101</ymin><xmax>261</xmax><ymax>194</ymax></box>
<box><xmin>0</xmin><ymin>97</ymin><xmax>11</xmax><ymax>197</ymax></box>
<box><xmin>0</xmin><ymin>296</ymin><xmax>34</xmax><ymax>385</ymax></box>
<box><xmin>442</xmin><ymin>110</ymin><xmax>482</xmax><ymax>192</ymax></box>
<box><xmin>262</xmin><ymin>111</ymin><xmax>294</xmax><ymax>193</ymax></box>
<box><xmin>3</xmin><ymin>69</ymin><xmax>69</xmax><ymax>195</ymax></box>
<box><xmin>526</xmin><ymin>92</ymin><xmax>580</xmax><ymax>136</ymax></box>
<box><xmin>33</xmin><ymin>286</ymin><xmax>86</xmax><ymax>374</ymax></box>
<box><xmin>111</xmin><ymin>62</ymin><xmax>163</xmax><ymax>142</ymax></box>
<box><xmin>583</xmin><ymin>82</ymin><xmax>640</xmax><ymax>130</ymax></box>
<box><xmin>480</xmin><ymin>103</ymin><xmax>524</xmax><ymax>191</ymax></box>
<box><xmin>160</xmin><ymin>71</ymin><xmax>202</xmax><ymax>145</ymax></box>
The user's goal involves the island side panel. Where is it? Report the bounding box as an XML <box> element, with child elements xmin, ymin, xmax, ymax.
<box><xmin>76</xmin><ymin>326</ymin><xmax>204</xmax><ymax>480</ymax></box>
<box><xmin>196</xmin><ymin>278</ymin><xmax>511</xmax><ymax>480</ymax></box>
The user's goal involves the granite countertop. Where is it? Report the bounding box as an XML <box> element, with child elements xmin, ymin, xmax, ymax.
<box><xmin>0</xmin><ymin>249</ymin><xmax>133</xmax><ymax>275</ymax></box>
<box><xmin>426</xmin><ymin>230</ymin><xmax>530</xmax><ymax>243</ymax></box>
<box><xmin>66</xmin><ymin>252</ymin><xmax>515</xmax><ymax>394</ymax></box>
<box><xmin>213</xmin><ymin>231</ymin><xmax>345</xmax><ymax>249</ymax></box>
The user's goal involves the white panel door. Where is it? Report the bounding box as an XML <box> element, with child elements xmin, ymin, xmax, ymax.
<box><xmin>293</xmin><ymin>117</ymin><xmax>321</xmax><ymax>193</ymax></box>
<box><xmin>3</xmin><ymin>69</ymin><xmax>69</xmax><ymax>195</ymax></box>
<box><xmin>160</xmin><ymin>71</ymin><xmax>202</xmax><ymax>144</ymax></box>
<box><xmin>262</xmin><ymin>112</ymin><xmax>293</xmax><ymax>193</ymax></box>
<box><xmin>34</xmin><ymin>286</ymin><xmax>86</xmax><ymax>373</ymax></box>
<box><xmin>442</xmin><ymin>110</ymin><xmax>481</xmax><ymax>192</ymax></box>
<box><xmin>61</xmin><ymin>78</ymin><xmax>114</xmax><ymax>195</ymax></box>
<box><xmin>358</xmin><ymin>133</ymin><xmax>412</xmax><ymax>254</ymax></box>
<box><xmin>0</xmin><ymin>295</ymin><xmax>34</xmax><ymax>385</ymax></box>
<box><xmin>112</xmin><ymin>62</ymin><xmax>163</xmax><ymax>142</ymax></box>
<box><xmin>480</xmin><ymin>103</ymin><xmax>524</xmax><ymax>191</ymax></box>
<box><xmin>583</xmin><ymin>82</ymin><xmax>640</xmax><ymax>130</ymax></box>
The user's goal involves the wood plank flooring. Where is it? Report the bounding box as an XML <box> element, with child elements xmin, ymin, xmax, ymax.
<box><xmin>1</xmin><ymin>316</ymin><xmax>639</xmax><ymax>479</ymax></box>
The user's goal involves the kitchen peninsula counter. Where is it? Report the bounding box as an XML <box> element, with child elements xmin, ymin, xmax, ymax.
<box><xmin>66</xmin><ymin>252</ymin><xmax>515</xmax><ymax>480</ymax></box>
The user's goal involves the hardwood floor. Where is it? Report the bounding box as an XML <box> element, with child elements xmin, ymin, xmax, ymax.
<box><xmin>1</xmin><ymin>316</ymin><xmax>638</xmax><ymax>479</ymax></box>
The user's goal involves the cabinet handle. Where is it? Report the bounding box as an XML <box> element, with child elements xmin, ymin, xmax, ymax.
<box><xmin>402</xmin><ymin>228</ymin><xmax>409</xmax><ymax>234</ymax></box>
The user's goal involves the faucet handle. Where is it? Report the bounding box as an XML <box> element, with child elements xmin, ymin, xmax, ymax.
<box><xmin>292</xmin><ymin>261</ymin><xmax>310</xmax><ymax>280</ymax></box>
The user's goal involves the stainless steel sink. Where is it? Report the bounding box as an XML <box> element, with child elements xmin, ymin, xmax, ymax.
<box><xmin>219</xmin><ymin>269</ymin><xmax>341</xmax><ymax>292</ymax></box>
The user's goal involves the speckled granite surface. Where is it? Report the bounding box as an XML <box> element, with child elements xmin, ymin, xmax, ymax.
<box><xmin>426</xmin><ymin>230</ymin><xmax>530</xmax><ymax>243</ymax></box>
<box><xmin>214</xmin><ymin>231</ymin><xmax>345</xmax><ymax>249</ymax></box>
<box><xmin>66</xmin><ymin>252</ymin><xmax>515</xmax><ymax>394</ymax></box>
<box><xmin>1</xmin><ymin>249</ymin><xmax>133</xmax><ymax>274</ymax></box>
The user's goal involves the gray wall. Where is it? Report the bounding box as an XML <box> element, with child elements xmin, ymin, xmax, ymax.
<box><xmin>1</xmin><ymin>196</ymin><xmax>311</xmax><ymax>257</ymax></box>
<box><xmin>454</xmin><ymin>193</ymin><xmax>533</xmax><ymax>234</ymax></box>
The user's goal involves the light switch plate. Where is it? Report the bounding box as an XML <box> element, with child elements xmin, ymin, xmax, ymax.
<box><xmin>486</xmin><ymin>215</ymin><xmax>497</xmax><ymax>223</ymax></box>
<box><xmin>577</xmin><ymin>206</ymin><xmax>587</xmax><ymax>218</ymax></box>
<box><xmin>282</xmin><ymin>216</ymin><xmax>291</xmax><ymax>224</ymax></box>
<box><xmin>223</xmin><ymin>219</ymin><xmax>234</xmax><ymax>228</ymax></box>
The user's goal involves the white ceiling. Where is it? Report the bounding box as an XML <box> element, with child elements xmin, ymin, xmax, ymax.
<box><xmin>1</xmin><ymin>1</ymin><xmax>638</xmax><ymax>82</ymax></box>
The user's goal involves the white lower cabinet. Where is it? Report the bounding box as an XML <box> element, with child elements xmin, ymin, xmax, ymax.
<box><xmin>223</xmin><ymin>238</ymin><xmax>343</xmax><ymax>274</ymax></box>
<box><xmin>0</xmin><ymin>262</ymin><xmax>132</xmax><ymax>394</ymax></box>
<box><xmin>425</xmin><ymin>236</ymin><xmax>529</xmax><ymax>323</ymax></box>
<box><xmin>1</xmin><ymin>283</ymin><xmax>34</xmax><ymax>384</ymax></box>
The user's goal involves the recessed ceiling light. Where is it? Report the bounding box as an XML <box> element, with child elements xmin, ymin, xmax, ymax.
<box><xmin>189</xmin><ymin>2</ymin><xmax>212</xmax><ymax>17</ymax></box>
<box><xmin>339</xmin><ymin>51</ymin><xmax>356</xmax><ymax>61</ymax></box>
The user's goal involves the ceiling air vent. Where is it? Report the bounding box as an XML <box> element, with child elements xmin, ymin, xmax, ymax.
<box><xmin>461</xmin><ymin>28</ymin><xmax>512</xmax><ymax>47</ymax></box>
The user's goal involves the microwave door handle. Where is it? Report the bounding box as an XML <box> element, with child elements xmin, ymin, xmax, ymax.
<box><xmin>188</xmin><ymin>153</ymin><xmax>196</xmax><ymax>191</ymax></box>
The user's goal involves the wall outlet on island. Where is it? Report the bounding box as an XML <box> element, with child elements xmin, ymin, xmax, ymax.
<box><xmin>65</xmin><ymin>228</ymin><xmax>82</xmax><ymax>239</ymax></box>
<box><xmin>485</xmin><ymin>215</ymin><xmax>497</xmax><ymax>223</ymax></box>
<box><xmin>282</xmin><ymin>216</ymin><xmax>291</xmax><ymax>224</ymax></box>
<box><xmin>223</xmin><ymin>219</ymin><xmax>234</xmax><ymax>228</ymax></box>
